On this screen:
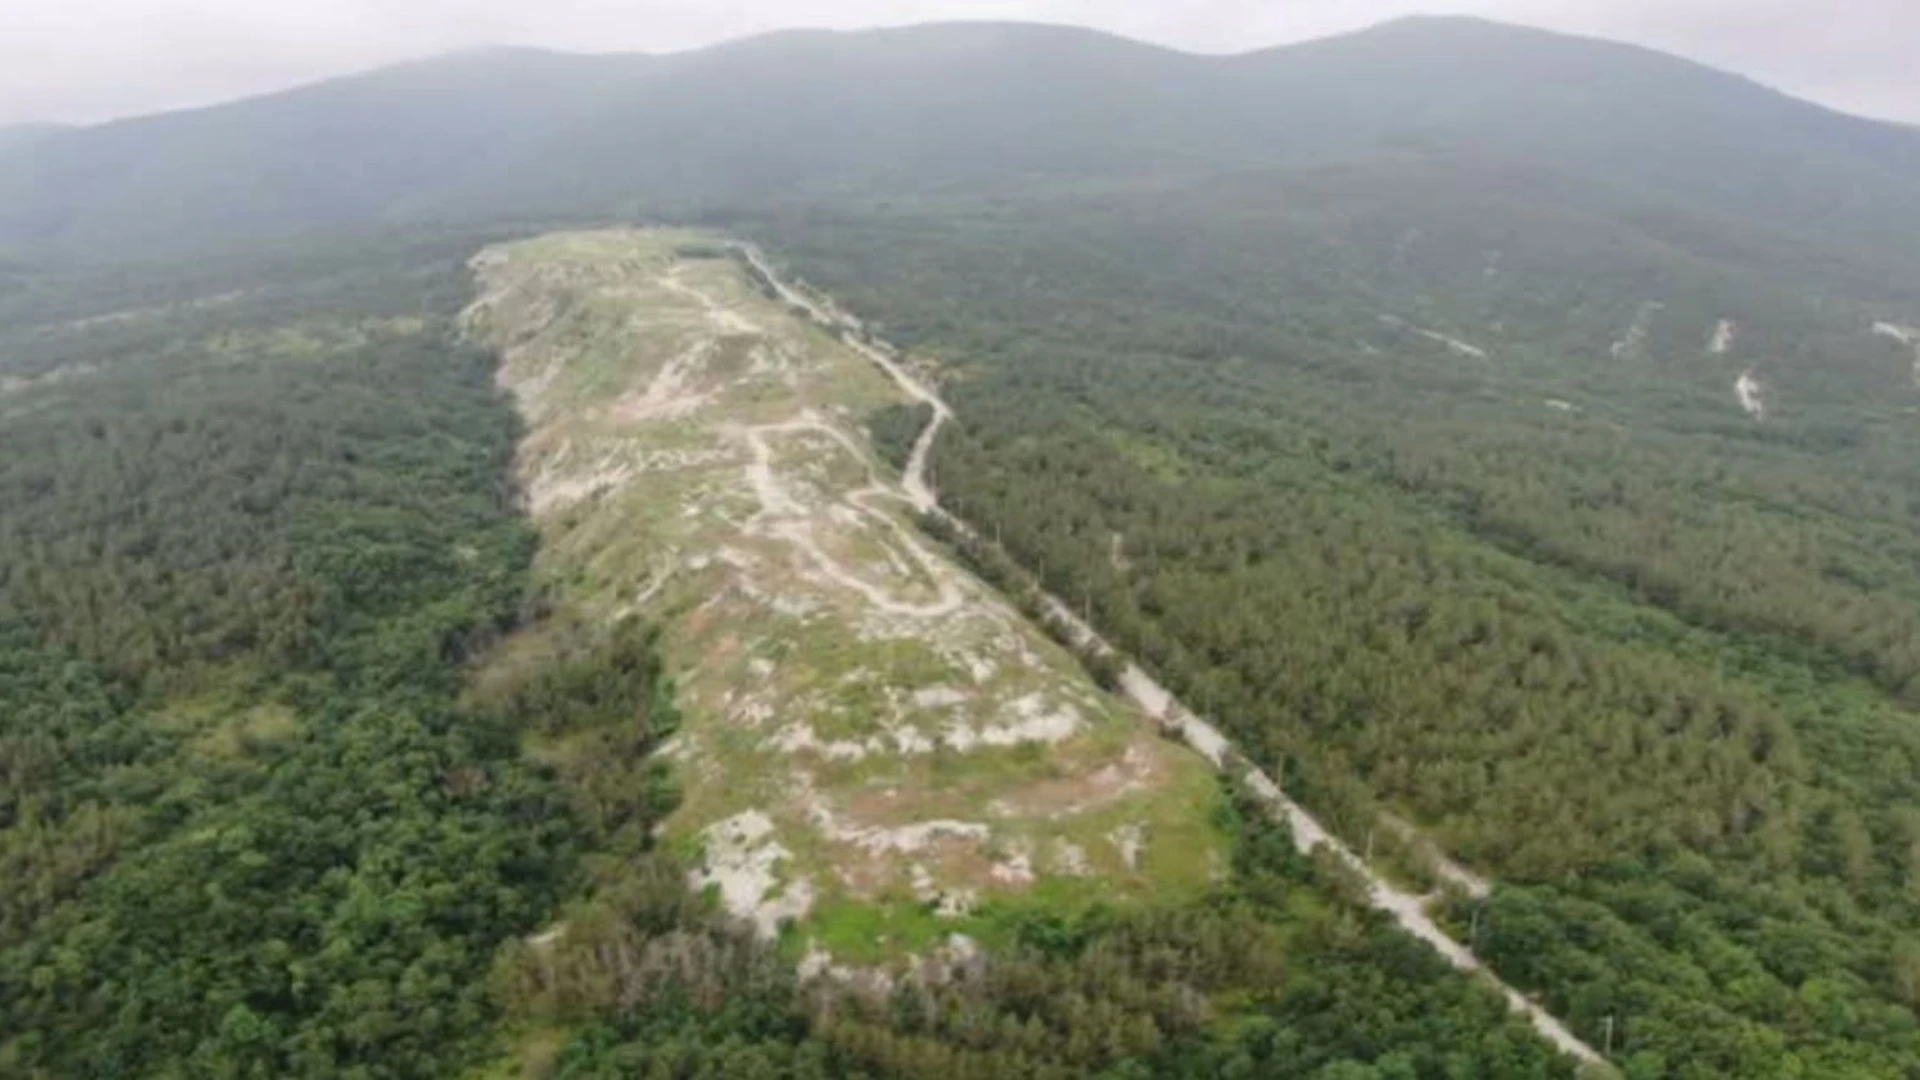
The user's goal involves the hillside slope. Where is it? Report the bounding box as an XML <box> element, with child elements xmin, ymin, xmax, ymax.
<box><xmin>1225</xmin><ymin>17</ymin><xmax>1920</xmax><ymax>262</ymax></box>
<box><xmin>0</xmin><ymin>123</ymin><xmax>68</xmax><ymax>151</ymax></box>
<box><xmin>745</xmin><ymin>164</ymin><xmax>1920</xmax><ymax>1076</ymax></box>
<box><xmin>0</xmin><ymin>49</ymin><xmax>648</xmax><ymax>250</ymax></box>
<box><xmin>8</xmin><ymin>14</ymin><xmax>1920</xmax><ymax>1079</ymax></box>
<box><xmin>1</xmin><ymin>17</ymin><xmax>1916</xmax><ymax>267</ymax></box>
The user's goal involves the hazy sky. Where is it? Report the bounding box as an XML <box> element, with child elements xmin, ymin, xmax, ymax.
<box><xmin>5</xmin><ymin>0</ymin><xmax>1916</xmax><ymax>127</ymax></box>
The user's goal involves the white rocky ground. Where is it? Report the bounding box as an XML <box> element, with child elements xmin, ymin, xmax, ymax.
<box><xmin>1610</xmin><ymin>301</ymin><xmax>1665</xmax><ymax>360</ymax></box>
<box><xmin>1875</xmin><ymin>322</ymin><xmax>1920</xmax><ymax>388</ymax></box>
<box><xmin>1709</xmin><ymin>318</ymin><xmax>1736</xmax><ymax>355</ymax></box>
<box><xmin>467</xmin><ymin>230</ymin><xmax>1220</xmax><ymax>956</ymax></box>
<box><xmin>1736</xmin><ymin>368</ymin><xmax>1767</xmax><ymax>419</ymax></box>
<box><xmin>1377</xmin><ymin>313</ymin><xmax>1491</xmax><ymax>359</ymax></box>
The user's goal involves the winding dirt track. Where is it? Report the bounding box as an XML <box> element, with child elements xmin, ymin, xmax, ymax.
<box><xmin>739</xmin><ymin>416</ymin><xmax>964</xmax><ymax>619</ymax></box>
<box><xmin>658</xmin><ymin>264</ymin><xmax>964</xmax><ymax>620</ymax></box>
<box><xmin>737</xmin><ymin>242</ymin><xmax>1607</xmax><ymax>1069</ymax></box>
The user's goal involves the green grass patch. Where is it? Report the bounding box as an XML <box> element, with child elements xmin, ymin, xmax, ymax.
<box><xmin>808</xmin><ymin>893</ymin><xmax>953</xmax><ymax>964</ymax></box>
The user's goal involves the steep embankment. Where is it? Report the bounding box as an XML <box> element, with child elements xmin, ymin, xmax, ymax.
<box><xmin>464</xmin><ymin>229</ymin><xmax>1223</xmax><ymax>962</ymax></box>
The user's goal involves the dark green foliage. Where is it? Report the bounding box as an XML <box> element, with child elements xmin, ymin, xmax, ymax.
<box><xmin>509</xmin><ymin>787</ymin><xmax>1576</xmax><ymax>1080</ymax></box>
<box><xmin>0</xmin><ymin>623</ymin><xmax>152</xmax><ymax>947</ymax></box>
<box><xmin>471</xmin><ymin>616</ymin><xmax>684</xmax><ymax>852</ymax></box>
<box><xmin>0</xmin><ymin>238</ymin><xmax>593</xmax><ymax>1079</ymax></box>
<box><xmin>484</xmin><ymin>618</ymin><xmax>680</xmax><ymax>741</ymax></box>
<box><xmin>6</xmin><ymin>702</ymin><xmax>575</xmax><ymax>1078</ymax></box>
<box><xmin>0</xmin><ymin>331</ymin><xmax>527</xmax><ymax>685</ymax></box>
<box><xmin>1446</xmin><ymin>873</ymin><xmax>1920</xmax><ymax>1078</ymax></box>
<box><xmin>867</xmin><ymin>402</ymin><xmax>932</xmax><ymax>473</ymax></box>
<box><xmin>742</xmin><ymin>179</ymin><xmax>1920</xmax><ymax>1075</ymax></box>
<box><xmin>12</xmin><ymin>15</ymin><xmax>1920</xmax><ymax>1062</ymax></box>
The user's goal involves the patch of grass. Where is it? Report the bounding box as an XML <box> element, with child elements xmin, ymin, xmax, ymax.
<box><xmin>809</xmin><ymin>893</ymin><xmax>952</xmax><ymax>964</ymax></box>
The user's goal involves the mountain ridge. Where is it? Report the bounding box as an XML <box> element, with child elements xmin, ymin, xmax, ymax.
<box><xmin>19</xmin><ymin>16</ymin><xmax>1887</xmax><ymax>128</ymax></box>
<box><xmin>0</xmin><ymin>16</ymin><xmax>1915</xmax><ymax>263</ymax></box>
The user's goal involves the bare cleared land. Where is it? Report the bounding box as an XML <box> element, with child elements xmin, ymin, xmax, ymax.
<box><xmin>464</xmin><ymin>230</ymin><xmax>1223</xmax><ymax>963</ymax></box>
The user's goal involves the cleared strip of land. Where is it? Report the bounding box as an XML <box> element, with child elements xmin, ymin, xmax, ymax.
<box><xmin>465</xmin><ymin>229</ymin><xmax>1224</xmax><ymax>963</ymax></box>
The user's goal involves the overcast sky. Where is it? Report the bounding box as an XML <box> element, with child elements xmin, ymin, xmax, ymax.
<box><xmin>5</xmin><ymin>0</ymin><xmax>1916</xmax><ymax>127</ymax></box>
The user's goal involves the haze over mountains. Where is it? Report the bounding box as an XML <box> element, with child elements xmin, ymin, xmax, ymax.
<box><xmin>0</xmin><ymin>122</ymin><xmax>68</xmax><ymax>151</ymax></box>
<box><xmin>1</xmin><ymin>15</ymin><xmax>1917</xmax><ymax>270</ymax></box>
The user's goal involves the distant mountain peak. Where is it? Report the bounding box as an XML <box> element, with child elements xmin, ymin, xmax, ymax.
<box><xmin>0</xmin><ymin>16</ymin><xmax>1913</xmax><ymax>261</ymax></box>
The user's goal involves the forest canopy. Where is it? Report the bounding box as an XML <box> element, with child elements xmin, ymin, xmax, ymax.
<box><xmin>741</xmin><ymin>173</ymin><xmax>1920</xmax><ymax>1077</ymax></box>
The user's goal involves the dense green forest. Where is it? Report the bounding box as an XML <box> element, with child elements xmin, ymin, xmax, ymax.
<box><xmin>8</xmin><ymin>159</ymin><xmax>1920</xmax><ymax>1080</ymax></box>
<box><xmin>6</xmin><ymin>12</ymin><xmax>1920</xmax><ymax>1078</ymax></box>
<box><xmin>0</xmin><ymin>237</ymin><xmax>593</xmax><ymax>1077</ymax></box>
<box><xmin>745</xmin><ymin>172</ymin><xmax>1920</xmax><ymax>1078</ymax></box>
<box><xmin>0</xmin><ymin>234</ymin><xmax>1606</xmax><ymax>1077</ymax></box>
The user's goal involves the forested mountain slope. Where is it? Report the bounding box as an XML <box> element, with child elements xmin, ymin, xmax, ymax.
<box><xmin>743</xmin><ymin>160</ymin><xmax>1920</xmax><ymax>1077</ymax></box>
<box><xmin>0</xmin><ymin>236</ymin><xmax>575</xmax><ymax>1075</ymax></box>
<box><xmin>1224</xmin><ymin>17</ymin><xmax>1920</xmax><ymax>264</ymax></box>
<box><xmin>0</xmin><ymin>124</ymin><xmax>67</xmax><ymax>151</ymax></box>
<box><xmin>0</xmin><ymin>49</ymin><xmax>649</xmax><ymax>251</ymax></box>
<box><xmin>2</xmin><ymin>17</ymin><xmax>1917</xmax><ymax>271</ymax></box>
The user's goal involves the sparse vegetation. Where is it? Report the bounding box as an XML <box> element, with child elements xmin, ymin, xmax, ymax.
<box><xmin>467</xmin><ymin>229</ymin><xmax>1226</xmax><ymax>967</ymax></box>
